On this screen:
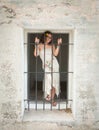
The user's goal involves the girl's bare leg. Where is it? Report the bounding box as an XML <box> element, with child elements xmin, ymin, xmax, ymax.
<box><xmin>46</xmin><ymin>87</ymin><xmax>57</xmax><ymax>106</ymax></box>
<box><xmin>51</xmin><ymin>87</ymin><xmax>57</xmax><ymax>106</ymax></box>
<box><xmin>51</xmin><ymin>87</ymin><xmax>55</xmax><ymax>99</ymax></box>
<box><xmin>46</xmin><ymin>87</ymin><xmax>55</xmax><ymax>100</ymax></box>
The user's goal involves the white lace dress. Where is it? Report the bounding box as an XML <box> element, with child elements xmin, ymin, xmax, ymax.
<box><xmin>39</xmin><ymin>47</ymin><xmax>60</xmax><ymax>98</ymax></box>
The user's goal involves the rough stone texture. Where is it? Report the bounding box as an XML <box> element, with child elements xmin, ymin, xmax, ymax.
<box><xmin>0</xmin><ymin>122</ymin><xmax>99</xmax><ymax>130</ymax></box>
<box><xmin>0</xmin><ymin>24</ymin><xmax>24</xmax><ymax>124</ymax></box>
<box><xmin>0</xmin><ymin>0</ymin><xmax>99</xmax><ymax>129</ymax></box>
<box><xmin>74</xmin><ymin>28</ymin><xmax>99</xmax><ymax>123</ymax></box>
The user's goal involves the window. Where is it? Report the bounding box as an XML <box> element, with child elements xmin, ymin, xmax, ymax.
<box><xmin>24</xmin><ymin>30</ymin><xmax>73</xmax><ymax>111</ymax></box>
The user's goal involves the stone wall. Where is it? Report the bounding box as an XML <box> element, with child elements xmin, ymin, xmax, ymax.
<box><xmin>0</xmin><ymin>24</ymin><xmax>24</xmax><ymax>124</ymax></box>
<box><xmin>73</xmin><ymin>28</ymin><xmax>99</xmax><ymax>123</ymax></box>
<box><xmin>0</xmin><ymin>0</ymin><xmax>99</xmax><ymax>129</ymax></box>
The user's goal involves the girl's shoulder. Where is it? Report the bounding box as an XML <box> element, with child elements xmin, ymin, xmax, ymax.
<box><xmin>38</xmin><ymin>43</ymin><xmax>44</xmax><ymax>50</ymax></box>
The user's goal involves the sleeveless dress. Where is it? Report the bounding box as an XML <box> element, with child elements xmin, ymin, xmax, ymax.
<box><xmin>39</xmin><ymin>47</ymin><xmax>60</xmax><ymax>98</ymax></box>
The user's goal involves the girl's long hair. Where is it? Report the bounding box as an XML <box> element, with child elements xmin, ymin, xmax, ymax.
<box><xmin>40</xmin><ymin>31</ymin><xmax>53</xmax><ymax>44</ymax></box>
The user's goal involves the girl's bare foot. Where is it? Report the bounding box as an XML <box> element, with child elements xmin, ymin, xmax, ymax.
<box><xmin>52</xmin><ymin>101</ymin><xmax>57</xmax><ymax>106</ymax></box>
<box><xmin>45</xmin><ymin>95</ymin><xmax>51</xmax><ymax>101</ymax></box>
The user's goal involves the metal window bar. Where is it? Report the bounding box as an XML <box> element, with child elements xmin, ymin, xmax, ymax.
<box><xmin>24</xmin><ymin>72</ymin><xmax>73</xmax><ymax>106</ymax></box>
<box><xmin>24</xmin><ymin>36</ymin><xmax>73</xmax><ymax>111</ymax></box>
<box><xmin>43</xmin><ymin>35</ymin><xmax>46</xmax><ymax>110</ymax></box>
<box><xmin>58</xmin><ymin>34</ymin><xmax>61</xmax><ymax>110</ymax></box>
<box><xmin>66</xmin><ymin>37</ymin><xmax>69</xmax><ymax>109</ymax></box>
<box><xmin>27</xmin><ymin>41</ymin><xmax>30</xmax><ymax>111</ymax></box>
<box><xmin>51</xmin><ymin>37</ymin><xmax>53</xmax><ymax>110</ymax></box>
<box><xmin>24</xmin><ymin>66</ymin><xmax>73</xmax><ymax>109</ymax></box>
<box><xmin>35</xmin><ymin>42</ymin><xmax>38</xmax><ymax>110</ymax></box>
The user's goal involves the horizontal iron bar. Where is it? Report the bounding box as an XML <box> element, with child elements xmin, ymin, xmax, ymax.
<box><xmin>24</xmin><ymin>42</ymin><xmax>74</xmax><ymax>45</ymax></box>
<box><xmin>24</xmin><ymin>99</ymin><xmax>73</xmax><ymax>102</ymax></box>
<box><xmin>24</xmin><ymin>71</ymin><xmax>73</xmax><ymax>74</ymax></box>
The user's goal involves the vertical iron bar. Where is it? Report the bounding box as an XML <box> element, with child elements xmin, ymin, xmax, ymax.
<box><xmin>58</xmin><ymin>34</ymin><xmax>61</xmax><ymax>110</ymax></box>
<box><xmin>66</xmin><ymin>40</ymin><xmax>69</xmax><ymax>109</ymax></box>
<box><xmin>50</xmin><ymin>35</ymin><xmax>53</xmax><ymax>111</ymax></box>
<box><xmin>66</xmin><ymin>71</ymin><xmax>69</xmax><ymax>109</ymax></box>
<box><xmin>27</xmin><ymin>41</ymin><xmax>30</xmax><ymax>110</ymax></box>
<box><xmin>43</xmin><ymin>34</ymin><xmax>45</xmax><ymax>110</ymax></box>
<box><xmin>24</xmin><ymin>43</ymin><xmax>26</xmax><ymax>110</ymax></box>
<box><xmin>27</xmin><ymin>99</ymin><xmax>30</xmax><ymax>111</ymax></box>
<box><xmin>66</xmin><ymin>99</ymin><xmax>68</xmax><ymax>109</ymax></box>
<box><xmin>35</xmin><ymin>39</ymin><xmax>38</xmax><ymax>110</ymax></box>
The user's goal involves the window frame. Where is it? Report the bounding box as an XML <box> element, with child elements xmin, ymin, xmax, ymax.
<box><xmin>24</xmin><ymin>29</ymin><xmax>74</xmax><ymax>111</ymax></box>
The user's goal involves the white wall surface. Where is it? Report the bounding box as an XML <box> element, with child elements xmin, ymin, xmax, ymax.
<box><xmin>0</xmin><ymin>0</ymin><xmax>99</xmax><ymax>129</ymax></box>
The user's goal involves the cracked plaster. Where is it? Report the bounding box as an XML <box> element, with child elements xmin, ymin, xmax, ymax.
<box><xmin>0</xmin><ymin>0</ymin><xmax>98</xmax><ymax>28</ymax></box>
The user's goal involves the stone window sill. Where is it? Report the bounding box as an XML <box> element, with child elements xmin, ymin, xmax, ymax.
<box><xmin>23</xmin><ymin>109</ymin><xmax>74</xmax><ymax>124</ymax></box>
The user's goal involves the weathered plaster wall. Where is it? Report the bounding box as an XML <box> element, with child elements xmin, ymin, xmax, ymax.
<box><xmin>0</xmin><ymin>24</ymin><xmax>24</xmax><ymax>124</ymax></box>
<box><xmin>74</xmin><ymin>28</ymin><xmax>99</xmax><ymax>122</ymax></box>
<box><xmin>0</xmin><ymin>0</ymin><xmax>99</xmax><ymax>129</ymax></box>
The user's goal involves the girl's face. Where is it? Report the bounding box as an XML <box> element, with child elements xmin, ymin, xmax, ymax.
<box><xmin>45</xmin><ymin>33</ymin><xmax>52</xmax><ymax>44</ymax></box>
